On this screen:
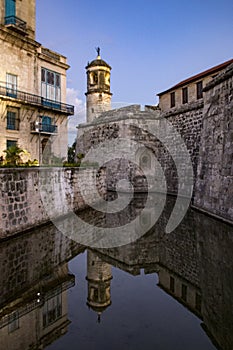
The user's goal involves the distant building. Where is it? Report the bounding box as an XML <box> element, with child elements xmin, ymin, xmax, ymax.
<box><xmin>157</xmin><ymin>58</ymin><xmax>233</xmax><ymax>112</ymax></box>
<box><xmin>0</xmin><ymin>0</ymin><xmax>74</xmax><ymax>163</ymax></box>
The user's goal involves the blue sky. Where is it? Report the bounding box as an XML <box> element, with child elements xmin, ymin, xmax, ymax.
<box><xmin>36</xmin><ymin>0</ymin><xmax>233</xmax><ymax>144</ymax></box>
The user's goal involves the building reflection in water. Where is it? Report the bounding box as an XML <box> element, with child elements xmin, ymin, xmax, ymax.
<box><xmin>0</xmin><ymin>194</ymin><xmax>232</xmax><ymax>350</ymax></box>
<box><xmin>0</xmin><ymin>225</ymin><xmax>84</xmax><ymax>350</ymax></box>
<box><xmin>86</xmin><ymin>250</ymin><xmax>112</xmax><ymax>322</ymax></box>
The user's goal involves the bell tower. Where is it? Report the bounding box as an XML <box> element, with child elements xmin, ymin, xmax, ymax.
<box><xmin>86</xmin><ymin>250</ymin><xmax>112</xmax><ymax>322</ymax></box>
<box><xmin>85</xmin><ymin>48</ymin><xmax>112</xmax><ymax>123</ymax></box>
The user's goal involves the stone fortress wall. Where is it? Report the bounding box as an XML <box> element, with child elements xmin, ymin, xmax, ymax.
<box><xmin>77</xmin><ymin>63</ymin><xmax>233</xmax><ymax>224</ymax></box>
<box><xmin>0</xmin><ymin>167</ymin><xmax>107</xmax><ymax>239</ymax></box>
<box><xmin>194</xmin><ymin>63</ymin><xmax>233</xmax><ymax>221</ymax></box>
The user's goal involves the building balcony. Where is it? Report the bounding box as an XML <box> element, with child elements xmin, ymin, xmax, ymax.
<box><xmin>0</xmin><ymin>84</ymin><xmax>74</xmax><ymax>115</ymax></box>
<box><xmin>4</xmin><ymin>16</ymin><xmax>27</xmax><ymax>34</ymax></box>
<box><xmin>31</xmin><ymin>121</ymin><xmax>58</xmax><ymax>134</ymax></box>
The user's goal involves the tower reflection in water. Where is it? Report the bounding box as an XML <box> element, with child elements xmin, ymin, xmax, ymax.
<box><xmin>86</xmin><ymin>250</ymin><xmax>112</xmax><ymax>323</ymax></box>
<box><xmin>0</xmin><ymin>194</ymin><xmax>232</xmax><ymax>350</ymax></box>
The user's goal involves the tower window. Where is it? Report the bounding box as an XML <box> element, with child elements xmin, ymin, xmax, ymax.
<box><xmin>170</xmin><ymin>92</ymin><xmax>175</xmax><ymax>107</ymax></box>
<box><xmin>196</xmin><ymin>81</ymin><xmax>203</xmax><ymax>99</ymax></box>
<box><xmin>182</xmin><ymin>87</ymin><xmax>188</xmax><ymax>104</ymax></box>
<box><xmin>90</xmin><ymin>72</ymin><xmax>98</xmax><ymax>85</ymax></box>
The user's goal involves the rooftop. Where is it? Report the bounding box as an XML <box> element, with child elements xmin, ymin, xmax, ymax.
<box><xmin>157</xmin><ymin>58</ymin><xmax>233</xmax><ymax>96</ymax></box>
<box><xmin>86</xmin><ymin>55</ymin><xmax>111</xmax><ymax>69</ymax></box>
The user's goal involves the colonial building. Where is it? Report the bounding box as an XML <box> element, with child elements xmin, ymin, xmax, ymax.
<box><xmin>0</xmin><ymin>0</ymin><xmax>74</xmax><ymax>163</ymax></box>
<box><xmin>157</xmin><ymin>58</ymin><xmax>233</xmax><ymax>112</ymax></box>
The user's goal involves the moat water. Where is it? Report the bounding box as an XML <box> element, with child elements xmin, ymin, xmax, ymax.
<box><xmin>0</xmin><ymin>194</ymin><xmax>232</xmax><ymax>350</ymax></box>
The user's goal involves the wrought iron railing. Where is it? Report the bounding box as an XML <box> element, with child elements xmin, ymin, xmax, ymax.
<box><xmin>31</xmin><ymin>121</ymin><xmax>58</xmax><ymax>134</ymax></box>
<box><xmin>0</xmin><ymin>277</ymin><xmax>75</xmax><ymax>330</ymax></box>
<box><xmin>0</xmin><ymin>84</ymin><xmax>74</xmax><ymax>115</ymax></box>
<box><xmin>4</xmin><ymin>16</ymin><xmax>27</xmax><ymax>31</ymax></box>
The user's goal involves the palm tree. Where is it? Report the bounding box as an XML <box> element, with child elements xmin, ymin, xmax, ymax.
<box><xmin>3</xmin><ymin>145</ymin><xmax>25</xmax><ymax>166</ymax></box>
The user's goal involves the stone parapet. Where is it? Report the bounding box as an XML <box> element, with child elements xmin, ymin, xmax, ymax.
<box><xmin>0</xmin><ymin>167</ymin><xmax>106</xmax><ymax>239</ymax></box>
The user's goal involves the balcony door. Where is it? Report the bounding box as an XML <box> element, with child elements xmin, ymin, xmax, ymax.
<box><xmin>5</xmin><ymin>0</ymin><xmax>16</xmax><ymax>19</ymax></box>
<box><xmin>6</xmin><ymin>73</ymin><xmax>17</xmax><ymax>97</ymax></box>
<box><xmin>41</xmin><ymin>68</ymin><xmax>61</xmax><ymax>109</ymax></box>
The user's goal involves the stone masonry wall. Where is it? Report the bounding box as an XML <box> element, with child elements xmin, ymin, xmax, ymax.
<box><xmin>162</xmin><ymin>101</ymin><xmax>203</xmax><ymax>194</ymax></box>
<box><xmin>0</xmin><ymin>167</ymin><xmax>106</xmax><ymax>239</ymax></box>
<box><xmin>77</xmin><ymin>104</ymin><xmax>203</xmax><ymax>196</ymax></box>
<box><xmin>0</xmin><ymin>223</ymin><xmax>83</xmax><ymax>306</ymax></box>
<box><xmin>194</xmin><ymin>63</ymin><xmax>233</xmax><ymax>222</ymax></box>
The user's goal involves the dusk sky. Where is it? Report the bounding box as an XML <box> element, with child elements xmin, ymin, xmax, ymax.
<box><xmin>36</xmin><ymin>0</ymin><xmax>233</xmax><ymax>144</ymax></box>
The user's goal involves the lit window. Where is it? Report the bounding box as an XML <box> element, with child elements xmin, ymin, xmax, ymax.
<box><xmin>196</xmin><ymin>81</ymin><xmax>203</xmax><ymax>99</ymax></box>
<box><xmin>182</xmin><ymin>87</ymin><xmax>188</xmax><ymax>104</ymax></box>
<box><xmin>170</xmin><ymin>92</ymin><xmax>175</xmax><ymax>107</ymax></box>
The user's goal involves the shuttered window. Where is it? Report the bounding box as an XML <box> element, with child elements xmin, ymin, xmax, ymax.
<box><xmin>170</xmin><ymin>92</ymin><xmax>175</xmax><ymax>108</ymax></box>
<box><xmin>7</xmin><ymin>108</ymin><xmax>19</xmax><ymax>130</ymax></box>
<box><xmin>6</xmin><ymin>73</ymin><xmax>17</xmax><ymax>97</ymax></box>
<box><xmin>5</xmin><ymin>0</ymin><xmax>16</xmax><ymax>18</ymax></box>
<box><xmin>196</xmin><ymin>81</ymin><xmax>203</xmax><ymax>99</ymax></box>
<box><xmin>182</xmin><ymin>87</ymin><xmax>188</xmax><ymax>104</ymax></box>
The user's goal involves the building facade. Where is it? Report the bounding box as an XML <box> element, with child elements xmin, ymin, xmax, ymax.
<box><xmin>157</xmin><ymin>59</ymin><xmax>233</xmax><ymax>112</ymax></box>
<box><xmin>0</xmin><ymin>0</ymin><xmax>74</xmax><ymax>163</ymax></box>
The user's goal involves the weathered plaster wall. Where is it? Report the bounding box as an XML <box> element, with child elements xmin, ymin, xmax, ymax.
<box><xmin>194</xmin><ymin>64</ymin><xmax>233</xmax><ymax>222</ymax></box>
<box><xmin>0</xmin><ymin>167</ymin><xmax>106</xmax><ymax>239</ymax></box>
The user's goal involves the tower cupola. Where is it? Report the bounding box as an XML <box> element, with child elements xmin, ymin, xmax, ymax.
<box><xmin>85</xmin><ymin>48</ymin><xmax>112</xmax><ymax>123</ymax></box>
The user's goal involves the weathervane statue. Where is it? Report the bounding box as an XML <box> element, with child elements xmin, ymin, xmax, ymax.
<box><xmin>96</xmin><ymin>47</ymin><xmax>101</xmax><ymax>57</ymax></box>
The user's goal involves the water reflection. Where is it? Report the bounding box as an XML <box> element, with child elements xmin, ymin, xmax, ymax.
<box><xmin>0</xmin><ymin>195</ymin><xmax>232</xmax><ymax>350</ymax></box>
